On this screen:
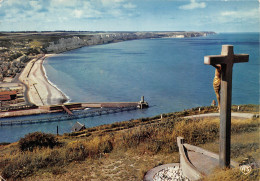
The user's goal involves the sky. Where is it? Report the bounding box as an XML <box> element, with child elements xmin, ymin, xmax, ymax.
<box><xmin>0</xmin><ymin>0</ymin><xmax>259</xmax><ymax>32</ymax></box>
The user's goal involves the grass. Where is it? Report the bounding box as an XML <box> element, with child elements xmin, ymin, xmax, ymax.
<box><xmin>0</xmin><ymin>105</ymin><xmax>259</xmax><ymax>180</ymax></box>
<box><xmin>201</xmin><ymin>128</ymin><xmax>259</xmax><ymax>181</ymax></box>
<box><xmin>199</xmin><ymin>128</ymin><xmax>260</xmax><ymax>161</ymax></box>
<box><xmin>203</xmin><ymin>167</ymin><xmax>259</xmax><ymax>181</ymax></box>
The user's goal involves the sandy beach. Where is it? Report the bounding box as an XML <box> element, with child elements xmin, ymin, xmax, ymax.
<box><xmin>19</xmin><ymin>54</ymin><xmax>68</xmax><ymax>106</ymax></box>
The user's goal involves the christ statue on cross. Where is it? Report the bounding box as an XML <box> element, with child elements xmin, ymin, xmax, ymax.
<box><xmin>204</xmin><ymin>45</ymin><xmax>249</xmax><ymax>168</ymax></box>
<box><xmin>213</xmin><ymin>64</ymin><xmax>221</xmax><ymax>110</ymax></box>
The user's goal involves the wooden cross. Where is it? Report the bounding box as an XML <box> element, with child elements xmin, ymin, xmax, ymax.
<box><xmin>204</xmin><ymin>45</ymin><xmax>249</xmax><ymax>168</ymax></box>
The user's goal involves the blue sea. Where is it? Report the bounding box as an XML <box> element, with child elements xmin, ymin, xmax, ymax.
<box><xmin>0</xmin><ymin>33</ymin><xmax>259</xmax><ymax>143</ymax></box>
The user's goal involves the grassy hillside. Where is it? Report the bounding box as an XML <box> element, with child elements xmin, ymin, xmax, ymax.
<box><xmin>0</xmin><ymin>105</ymin><xmax>259</xmax><ymax>180</ymax></box>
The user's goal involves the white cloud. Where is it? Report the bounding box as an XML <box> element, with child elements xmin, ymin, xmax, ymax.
<box><xmin>221</xmin><ymin>11</ymin><xmax>236</xmax><ymax>16</ymax></box>
<box><xmin>101</xmin><ymin>0</ymin><xmax>125</xmax><ymax>7</ymax></box>
<box><xmin>69</xmin><ymin>2</ymin><xmax>103</xmax><ymax>19</ymax></box>
<box><xmin>50</xmin><ymin>0</ymin><xmax>79</xmax><ymax>7</ymax></box>
<box><xmin>221</xmin><ymin>9</ymin><xmax>259</xmax><ymax>19</ymax></box>
<box><xmin>179</xmin><ymin>0</ymin><xmax>206</xmax><ymax>10</ymax></box>
<box><xmin>110</xmin><ymin>9</ymin><xmax>122</xmax><ymax>16</ymax></box>
<box><xmin>73</xmin><ymin>9</ymin><xmax>83</xmax><ymax>18</ymax></box>
<box><xmin>0</xmin><ymin>0</ymin><xmax>138</xmax><ymax>30</ymax></box>
<box><xmin>5</xmin><ymin>0</ymin><xmax>24</xmax><ymax>6</ymax></box>
<box><xmin>123</xmin><ymin>3</ymin><xmax>136</xmax><ymax>9</ymax></box>
<box><xmin>202</xmin><ymin>8</ymin><xmax>259</xmax><ymax>29</ymax></box>
<box><xmin>29</xmin><ymin>0</ymin><xmax>42</xmax><ymax>10</ymax></box>
<box><xmin>92</xmin><ymin>0</ymin><xmax>136</xmax><ymax>18</ymax></box>
<box><xmin>0</xmin><ymin>0</ymin><xmax>137</xmax><ymax>22</ymax></box>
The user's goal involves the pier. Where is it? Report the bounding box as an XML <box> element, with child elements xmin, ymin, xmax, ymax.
<box><xmin>0</xmin><ymin>106</ymin><xmax>139</xmax><ymax>126</ymax></box>
<box><xmin>0</xmin><ymin>97</ymin><xmax>149</xmax><ymax>126</ymax></box>
<box><xmin>61</xmin><ymin>105</ymin><xmax>73</xmax><ymax>115</ymax></box>
<box><xmin>48</xmin><ymin>96</ymin><xmax>148</xmax><ymax>113</ymax></box>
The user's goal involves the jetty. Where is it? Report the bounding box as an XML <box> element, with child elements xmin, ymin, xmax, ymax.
<box><xmin>61</xmin><ymin>105</ymin><xmax>73</xmax><ymax>115</ymax></box>
<box><xmin>48</xmin><ymin>96</ymin><xmax>148</xmax><ymax>114</ymax></box>
<box><xmin>0</xmin><ymin>106</ymin><xmax>140</xmax><ymax>126</ymax></box>
<box><xmin>0</xmin><ymin>97</ymin><xmax>149</xmax><ymax>126</ymax></box>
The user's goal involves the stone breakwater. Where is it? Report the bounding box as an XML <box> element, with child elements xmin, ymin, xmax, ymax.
<box><xmin>153</xmin><ymin>166</ymin><xmax>190</xmax><ymax>181</ymax></box>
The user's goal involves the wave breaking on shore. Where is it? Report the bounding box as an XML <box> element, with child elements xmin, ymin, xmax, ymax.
<box><xmin>42</xmin><ymin>55</ymin><xmax>71</xmax><ymax>104</ymax></box>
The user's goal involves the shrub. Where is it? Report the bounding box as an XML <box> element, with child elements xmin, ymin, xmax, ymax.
<box><xmin>172</xmin><ymin>118</ymin><xmax>220</xmax><ymax>145</ymax></box>
<box><xmin>2</xmin><ymin>149</ymin><xmax>65</xmax><ymax>179</ymax></box>
<box><xmin>204</xmin><ymin>167</ymin><xmax>260</xmax><ymax>181</ymax></box>
<box><xmin>231</xmin><ymin>143</ymin><xmax>259</xmax><ymax>158</ymax></box>
<box><xmin>66</xmin><ymin>143</ymin><xmax>87</xmax><ymax>162</ymax></box>
<box><xmin>2</xmin><ymin>153</ymin><xmax>33</xmax><ymax>179</ymax></box>
<box><xmin>99</xmin><ymin>140</ymin><xmax>113</xmax><ymax>153</ymax></box>
<box><xmin>44</xmin><ymin>150</ymin><xmax>63</xmax><ymax>166</ymax></box>
<box><xmin>65</xmin><ymin>136</ymin><xmax>114</xmax><ymax>162</ymax></box>
<box><xmin>0</xmin><ymin>142</ymin><xmax>10</xmax><ymax>146</ymax></box>
<box><xmin>19</xmin><ymin>132</ymin><xmax>60</xmax><ymax>152</ymax></box>
<box><xmin>51</xmin><ymin>166</ymin><xmax>66</xmax><ymax>175</ymax></box>
<box><xmin>122</xmin><ymin>126</ymin><xmax>152</xmax><ymax>148</ymax></box>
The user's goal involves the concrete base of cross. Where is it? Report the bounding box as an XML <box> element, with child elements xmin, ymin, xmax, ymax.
<box><xmin>177</xmin><ymin>137</ymin><xmax>239</xmax><ymax>180</ymax></box>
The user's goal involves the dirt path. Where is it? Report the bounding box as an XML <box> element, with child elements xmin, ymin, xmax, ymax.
<box><xmin>184</xmin><ymin>112</ymin><xmax>257</xmax><ymax>119</ymax></box>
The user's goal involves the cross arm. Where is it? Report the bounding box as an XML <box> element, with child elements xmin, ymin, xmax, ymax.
<box><xmin>204</xmin><ymin>54</ymin><xmax>249</xmax><ymax>65</ymax></box>
<box><xmin>204</xmin><ymin>55</ymin><xmax>227</xmax><ymax>65</ymax></box>
<box><xmin>234</xmin><ymin>54</ymin><xmax>249</xmax><ymax>63</ymax></box>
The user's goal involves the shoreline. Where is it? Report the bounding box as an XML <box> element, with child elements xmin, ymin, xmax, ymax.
<box><xmin>19</xmin><ymin>54</ymin><xmax>68</xmax><ymax>106</ymax></box>
<box><xmin>6</xmin><ymin>33</ymin><xmax>217</xmax><ymax>107</ymax></box>
<box><xmin>41</xmin><ymin>54</ymin><xmax>71</xmax><ymax>103</ymax></box>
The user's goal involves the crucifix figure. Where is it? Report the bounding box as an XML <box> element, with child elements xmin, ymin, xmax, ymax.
<box><xmin>204</xmin><ymin>45</ymin><xmax>249</xmax><ymax>168</ymax></box>
<box><xmin>213</xmin><ymin>64</ymin><xmax>221</xmax><ymax>110</ymax></box>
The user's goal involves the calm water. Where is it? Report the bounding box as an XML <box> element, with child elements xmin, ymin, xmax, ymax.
<box><xmin>1</xmin><ymin>33</ymin><xmax>259</xmax><ymax>143</ymax></box>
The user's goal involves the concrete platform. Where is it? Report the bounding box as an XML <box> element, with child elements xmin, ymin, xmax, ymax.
<box><xmin>177</xmin><ymin>137</ymin><xmax>239</xmax><ymax>180</ymax></box>
<box><xmin>186</xmin><ymin>150</ymin><xmax>219</xmax><ymax>176</ymax></box>
<box><xmin>184</xmin><ymin>112</ymin><xmax>257</xmax><ymax>119</ymax></box>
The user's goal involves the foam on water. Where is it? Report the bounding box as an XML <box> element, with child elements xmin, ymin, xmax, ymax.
<box><xmin>42</xmin><ymin>59</ymin><xmax>72</xmax><ymax>103</ymax></box>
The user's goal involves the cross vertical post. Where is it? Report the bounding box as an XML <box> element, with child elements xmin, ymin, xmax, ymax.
<box><xmin>204</xmin><ymin>45</ymin><xmax>249</xmax><ymax>168</ymax></box>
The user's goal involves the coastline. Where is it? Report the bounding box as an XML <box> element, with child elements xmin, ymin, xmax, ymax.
<box><xmin>19</xmin><ymin>54</ymin><xmax>68</xmax><ymax>106</ymax></box>
<box><xmin>8</xmin><ymin>32</ymin><xmax>217</xmax><ymax>107</ymax></box>
<box><xmin>18</xmin><ymin>34</ymin><xmax>210</xmax><ymax>107</ymax></box>
<box><xmin>42</xmin><ymin>55</ymin><xmax>71</xmax><ymax>103</ymax></box>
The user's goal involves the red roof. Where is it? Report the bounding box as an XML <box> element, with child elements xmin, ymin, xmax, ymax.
<box><xmin>0</xmin><ymin>95</ymin><xmax>11</xmax><ymax>101</ymax></box>
<box><xmin>0</xmin><ymin>91</ymin><xmax>17</xmax><ymax>96</ymax></box>
<box><xmin>0</xmin><ymin>91</ymin><xmax>17</xmax><ymax>101</ymax></box>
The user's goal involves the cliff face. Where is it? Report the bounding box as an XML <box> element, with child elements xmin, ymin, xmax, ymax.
<box><xmin>46</xmin><ymin>36</ymin><xmax>85</xmax><ymax>53</ymax></box>
<box><xmin>45</xmin><ymin>32</ymin><xmax>158</xmax><ymax>53</ymax></box>
<box><xmin>45</xmin><ymin>32</ymin><xmax>216</xmax><ymax>53</ymax></box>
